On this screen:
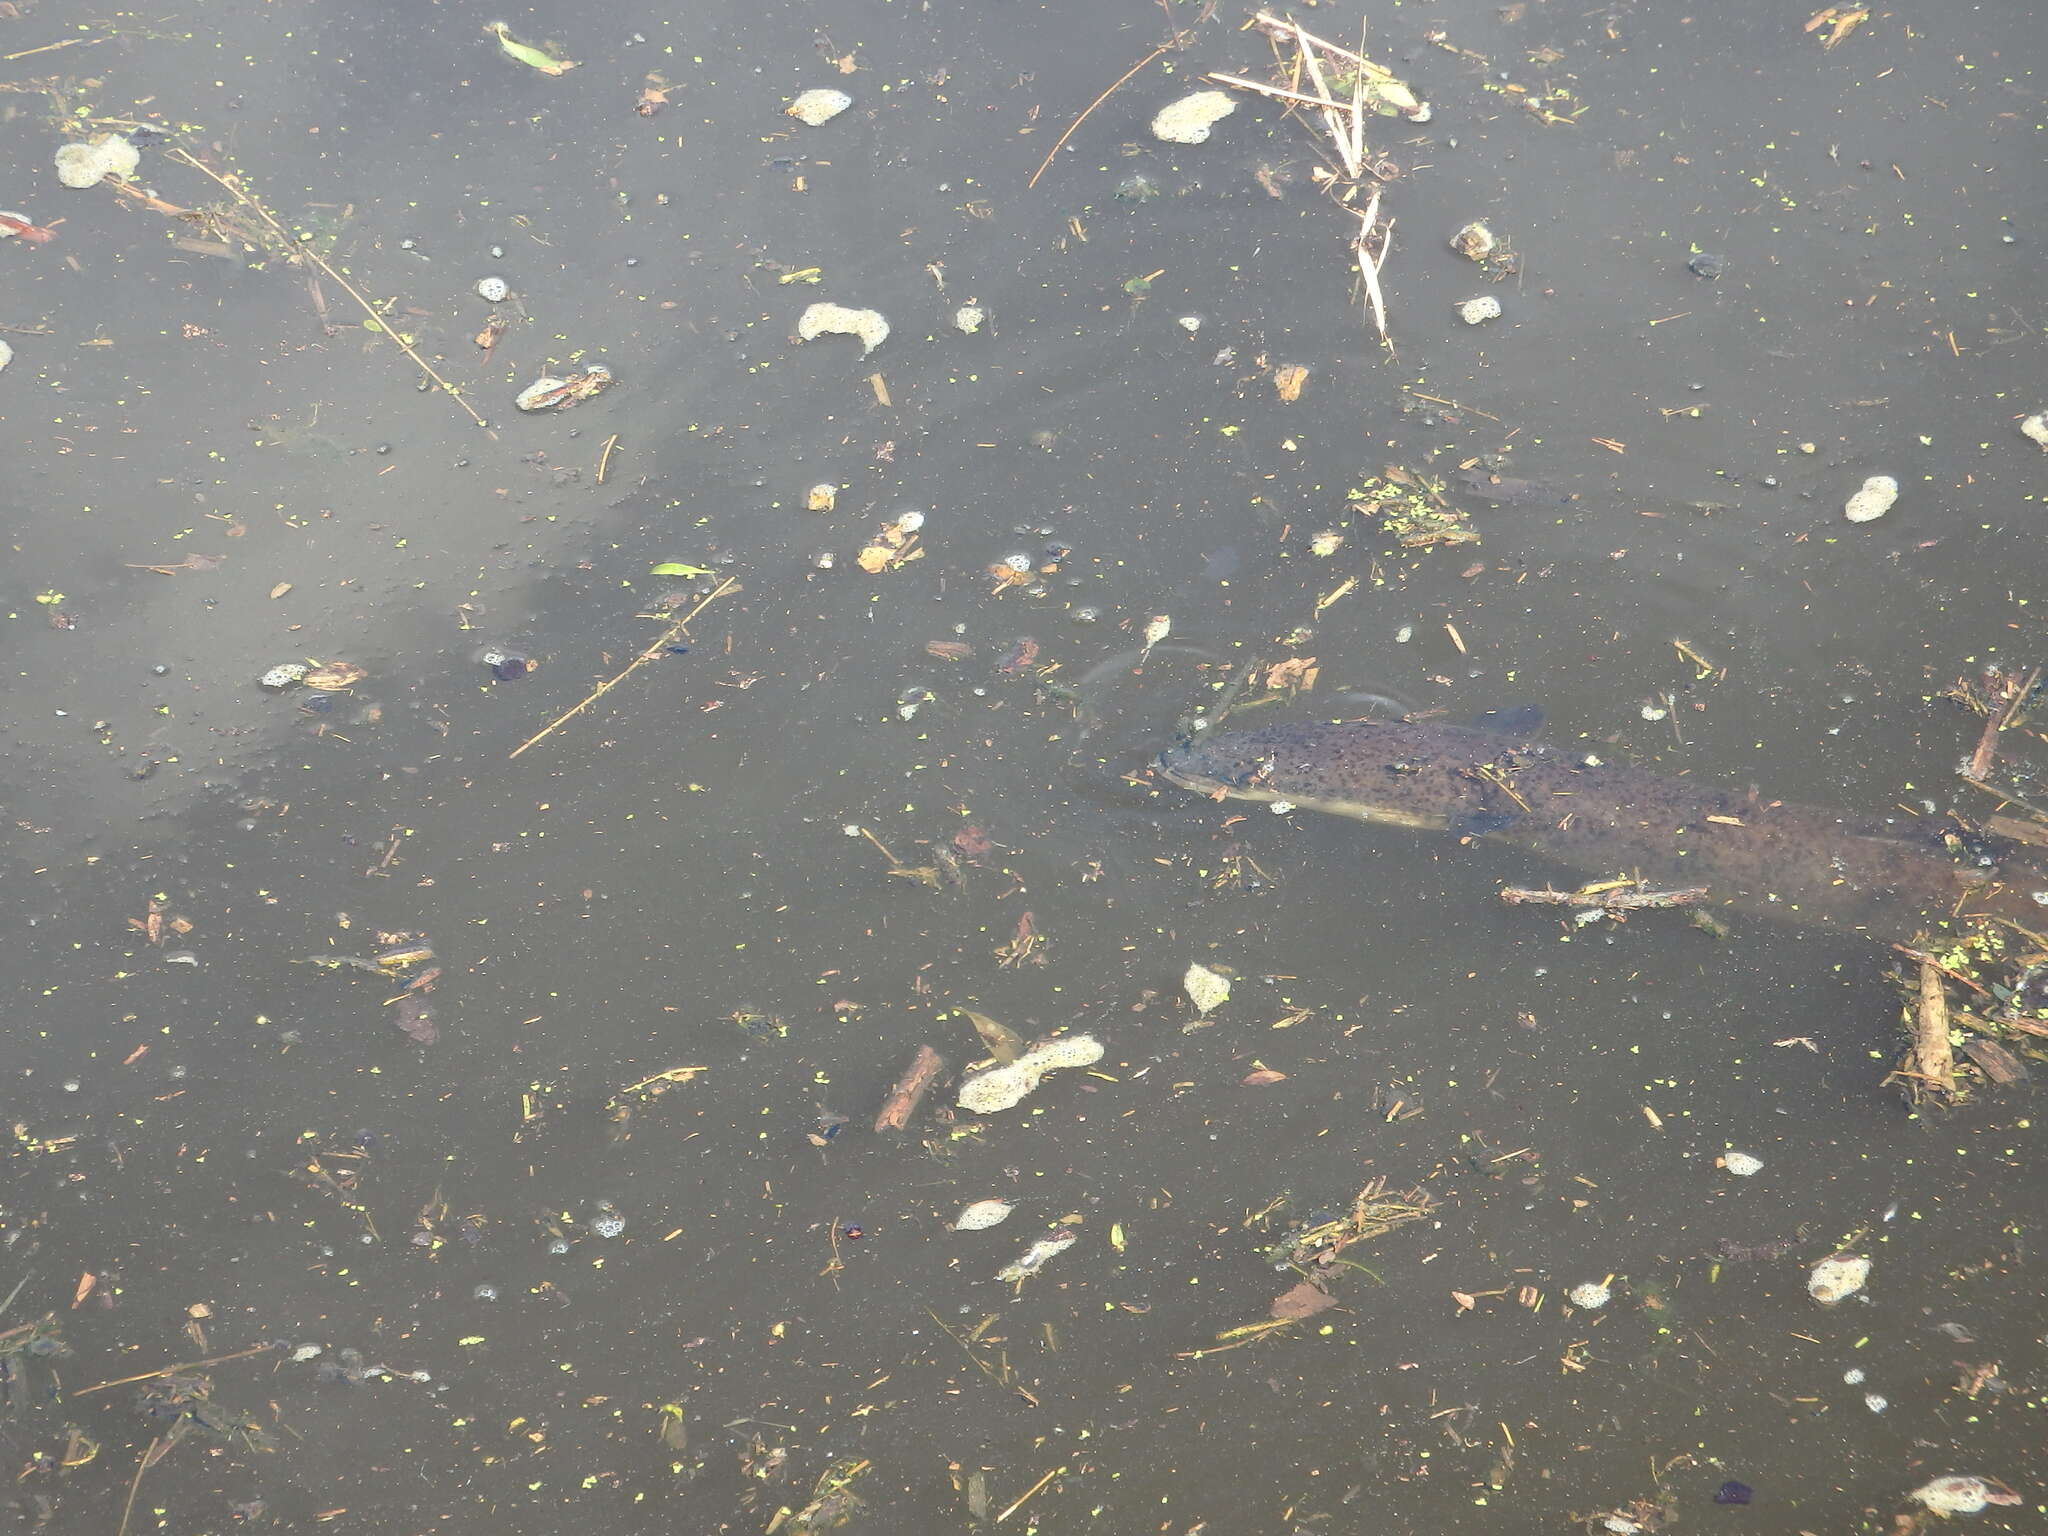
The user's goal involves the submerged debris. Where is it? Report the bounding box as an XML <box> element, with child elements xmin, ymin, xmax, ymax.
<box><xmin>303</xmin><ymin>661</ymin><xmax>367</xmax><ymax>691</ymax></box>
<box><xmin>1451</xmin><ymin>221</ymin><xmax>1497</xmax><ymax>261</ymax></box>
<box><xmin>956</xmin><ymin>1033</ymin><xmax>1104</xmax><ymax>1114</ymax></box>
<box><xmin>515</xmin><ymin>365</ymin><xmax>612</xmax><ymax>412</ymax></box>
<box><xmin>783</xmin><ymin>1455</ymin><xmax>871</xmax><ymax>1532</ymax></box>
<box><xmin>996</xmin><ymin>1228</ymin><xmax>1077</xmax><ymax>1284</ymax></box>
<box><xmin>1150</xmin><ymin>90</ymin><xmax>1237</xmax><ymax>145</ymax></box>
<box><xmin>1349</xmin><ymin>468</ymin><xmax>1475</xmax><ymax>547</ymax></box>
<box><xmin>797</xmin><ymin>301</ymin><xmax>890</xmax><ymax>356</ymax></box>
<box><xmin>854</xmin><ymin>509</ymin><xmax>925</xmax><ymax>574</ymax></box>
<box><xmin>1261</xmin><ymin>1180</ymin><xmax>1435</xmax><ymax>1269</ymax></box>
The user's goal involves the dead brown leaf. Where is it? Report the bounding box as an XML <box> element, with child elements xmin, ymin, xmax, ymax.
<box><xmin>303</xmin><ymin>661</ymin><xmax>368</xmax><ymax>691</ymax></box>
<box><xmin>1954</xmin><ymin>1360</ymin><xmax>2003</xmax><ymax>1399</ymax></box>
<box><xmin>1263</xmin><ymin>657</ymin><xmax>1319</xmax><ymax>693</ymax></box>
<box><xmin>1269</xmin><ymin>1281</ymin><xmax>1336</xmax><ymax>1321</ymax></box>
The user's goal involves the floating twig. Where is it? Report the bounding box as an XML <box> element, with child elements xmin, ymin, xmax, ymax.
<box><xmin>115</xmin><ymin>1438</ymin><xmax>158</xmax><ymax>1536</ymax></box>
<box><xmin>508</xmin><ymin>575</ymin><xmax>740</xmax><ymax>758</ymax></box>
<box><xmin>73</xmin><ymin>1343</ymin><xmax>273</xmax><ymax>1397</ymax></box>
<box><xmin>1027</xmin><ymin>45</ymin><xmax>1171</xmax><ymax>190</ymax></box>
<box><xmin>996</xmin><ymin>1467</ymin><xmax>1064</xmax><ymax>1525</ymax></box>
<box><xmin>163</xmin><ymin>148</ymin><xmax>488</xmax><ymax>428</ymax></box>
<box><xmin>3</xmin><ymin>35</ymin><xmax>105</xmax><ymax>62</ymax></box>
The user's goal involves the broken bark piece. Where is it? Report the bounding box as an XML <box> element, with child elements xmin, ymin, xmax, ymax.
<box><xmin>1960</xmin><ymin>1037</ymin><xmax>2029</xmax><ymax>1084</ymax></box>
<box><xmin>1913</xmin><ymin>960</ymin><xmax>1955</xmax><ymax>1096</ymax></box>
<box><xmin>873</xmin><ymin>1044</ymin><xmax>945</xmax><ymax>1131</ymax></box>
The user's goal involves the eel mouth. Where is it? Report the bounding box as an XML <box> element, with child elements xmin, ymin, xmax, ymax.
<box><xmin>1156</xmin><ymin>742</ymin><xmax>1237</xmax><ymax>797</ymax></box>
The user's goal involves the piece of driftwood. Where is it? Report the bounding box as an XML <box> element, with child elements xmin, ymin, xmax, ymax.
<box><xmin>1912</xmin><ymin>960</ymin><xmax>1955</xmax><ymax>1095</ymax></box>
<box><xmin>873</xmin><ymin>1044</ymin><xmax>945</xmax><ymax>1131</ymax></box>
<box><xmin>1500</xmin><ymin>883</ymin><xmax>1710</xmax><ymax>910</ymax></box>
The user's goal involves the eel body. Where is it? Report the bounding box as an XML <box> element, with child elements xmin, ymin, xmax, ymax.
<box><xmin>1160</xmin><ymin>720</ymin><xmax>2045</xmax><ymax>938</ymax></box>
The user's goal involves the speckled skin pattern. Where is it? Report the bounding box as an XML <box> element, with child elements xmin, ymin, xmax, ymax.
<box><xmin>1161</xmin><ymin>720</ymin><xmax>2047</xmax><ymax>939</ymax></box>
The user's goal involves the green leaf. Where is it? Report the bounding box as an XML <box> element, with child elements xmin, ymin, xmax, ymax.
<box><xmin>488</xmin><ymin>21</ymin><xmax>579</xmax><ymax>75</ymax></box>
<box><xmin>649</xmin><ymin>561</ymin><xmax>714</xmax><ymax>578</ymax></box>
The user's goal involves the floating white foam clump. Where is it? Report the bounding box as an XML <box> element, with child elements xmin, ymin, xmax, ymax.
<box><xmin>1843</xmin><ymin>474</ymin><xmax>1898</xmax><ymax>523</ymax></box>
<box><xmin>787</xmin><ymin>89</ymin><xmax>852</xmax><ymax>127</ymax></box>
<box><xmin>1911</xmin><ymin>1475</ymin><xmax>2020</xmax><ymax>1517</ymax></box>
<box><xmin>798</xmin><ymin>301</ymin><xmax>889</xmax><ymax>356</ymax></box>
<box><xmin>950</xmin><ymin>1199</ymin><xmax>1015</xmax><ymax>1231</ymax></box>
<box><xmin>1808</xmin><ymin>1252</ymin><xmax>1870</xmax><ymax>1305</ymax></box>
<box><xmin>957</xmin><ymin>1034</ymin><xmax>1104</xmax><ymax>1114</ymax></box>
<box><xmin>1151</xmin><ymin>91</ymin><xmax>1236</xmax><ymax>144</ymax></box>
<box><xmin>55</xmin><ymin>134</ymin><xmax>139</xmax><ymax>189</ymax></box>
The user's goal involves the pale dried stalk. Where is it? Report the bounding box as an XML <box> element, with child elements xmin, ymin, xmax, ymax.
<box><xmin>1214</xmin><ymin>12</ymin><xmax>1410</xmax><ymax>336</ymax></box>
<box><xmin>1289</xmin><ymin>20</ymin><xmax>1361</xmax><ymax>179</ymax></box>
<box><xmin>1250</xmin><ymin>11</ymin><xmax>1385</xmax><ymax>75</ymax></box>
<box><xmin>1350</xmin><ymin>188</ymin><xmax>1391</xmax><ymax>342</ymax></box>
<box><xmin>1205</xmin><ymin>72</ymin><xmax>1352</xmax><ymax>113</ymax></box>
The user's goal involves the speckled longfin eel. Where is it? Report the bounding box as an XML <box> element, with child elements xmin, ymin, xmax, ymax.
<box><xmin>1159</xmin><ymin>719</ymin><xmax>2048</xmax><ymax>939</ymax></box>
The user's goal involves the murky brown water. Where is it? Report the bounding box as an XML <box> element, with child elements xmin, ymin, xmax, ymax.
<box><xmin>3</xmin><ymin>0</ymin><xmax>2042</xmax><ymax>1530</ymax></box>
